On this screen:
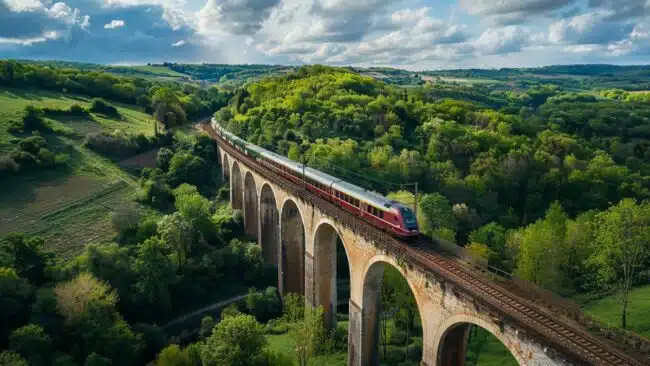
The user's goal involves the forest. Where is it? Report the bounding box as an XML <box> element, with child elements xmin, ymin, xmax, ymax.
<box><xmin>217</xmin><ymin>64</ymin><xmax>650</xmax><ymax>326</ymax></box>
<box><xmin>1</xmin><ymin>59</ymin><xmax>650</xmax><ymax>365</ymax></box>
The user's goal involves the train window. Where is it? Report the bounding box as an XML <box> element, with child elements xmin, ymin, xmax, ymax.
<box><xmin>378</xmin><ymin>211</ymin><xmax>384</xmax><ymax>219</ymax></box>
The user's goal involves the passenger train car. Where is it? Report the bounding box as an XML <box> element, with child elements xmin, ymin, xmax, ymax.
<box><xmin>212</xmin><ymin>119</ymin><xmax>419</xmax><ymax>238</ymax></box>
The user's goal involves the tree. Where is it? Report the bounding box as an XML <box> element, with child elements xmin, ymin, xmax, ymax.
<box><xmin>0</xmin><ymin>351</ymin><xmax>28</xmax><ymax>366</ymax></box>
<box><xmin>0</xmin><ymin>267</ymin><xmax>31</xmax><ymax>339</ymax></box>
<box><xmin>9</xmin><ymin>324</ymin><xmax>52</xmax><ymax>366</ymax></box>
<box><xmin>201</xmin><ymin>314</ymin><xmax>267</xmax><ymax>366</ymax></box>
<box><xmin>290</xmin><ymin>305</ymin><xmax>325</xmax><ymax>366</ymax></box>
<box><xmin>110</xmin><ymin>205</ymin><xmax>142</xmax><ymax>243</ymax></box>
<box><xmin>156</xmin><ymin>345</ymin><xmax>192</xmax><ymax>366</ymax></box>
<box><xmin>84</xmin><ymin>353</ymin><xmax>112</xmax><ymax>366</ymax></box>
<box><xmin>200</xmin><ymin>315</ymin><xmax>217</xmax><ymax>339</ymax></box>
<box><xmin>22</xmin><ymin>105</ymin><xmax>45</xmax><ymax>131</ymax></box>
<box><xmin>2</xmin><ymin>233</ymin><xmax>52</xmax><ymax>285</ymax></box>
<box><xmin>419</xmin><ymin>193</ymin><xmax>457</xmax><ymax>235</ymax></box>
<box><xmin>53</xmin><ymin>272</ymin><xmax>118</xmax><ymax>325</ymax></box>
<box><xmin>157</xmin><ymin>148</ymin><xmax>174</xmax><ymax>171</ymax></box>
<box><xmin>282</xmin><ymin>293</ymin><xmax>304</xmax><ymax>323</ymax></box>
<box><xmin>589</xmin><ymin>199</ymin><xmax>650</xmax><ymax>328</ymax></box>
<box><xmin>509</xmin><ymin>202</ymin><xmax>569</xmax><ymax>291</ymax></box>
<box><xmin>133</xmin><ymin>237</ymin><xmax>176</xmax><ymax>318</ymax></box>
<box><xmin>245</xmin><ymin>287</ymin><xmax>281</xmax><ymax>323</ymax></box>
<box><xmin>158</xmin><ymin>212</ymin><xmax>194</xmax><ymax>270</ymax></box>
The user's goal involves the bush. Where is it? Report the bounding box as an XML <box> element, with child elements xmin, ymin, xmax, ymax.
<box><xmin>7</xmin><ymin>120</ymin><xmax>23</xmax><ymax>133</ymax></box>
<box><xmin>22</xmin><ymin>105</ymin><xmax>46</xmax><ymax>131</ymax></box>
<box><xmin>10</xmin><ymin>150</ymin><xmax>39</xmax><ymax>170</ymax></box>
<box><xmin>407</xmin><ymin>343</ymin><xmax>422</xmax><ymax>360</ymax></box>
<box><xmin>389</xmin><ymin>329</ymin><xmax>407</xmax><ymax>346</ymax></box>
<box><xmin>264</xmin><ymin>322</ymin><xmax>288</xmax><ymax>335</ymax></box>
<box><xmin>38</xmin><ymin>148</ymin><xmax>56</xmax><ymax>168</ymax></box>
<box><xmin>383</xmin><ymin>346</ymin><xmax>406</xmax><ymax>364</ymax></box>
<box><xmin>0</xmin><ymin>155</ymin><xmax>20</xmax><ymax>174</ymax></box>
<box><xmin>54</xmin><ymin>153</ymin><xmax>70</xmax><ymax>166</ymax></box>
<box><xmin>90</xmin><ymin>98</ymin><xmax>119</xmax><ymax>116</ymax></box>
<box><xmin>18</xmin><ymin>136</ymin><xmax>47</xmax><ymax>155</ymax></box>
<box><xmin>0</xmin><ymin>351</ymin><xmax>28</xmax><ymax>366</ymax></box>
<box><xmin>85</xmin><ymin>130</ymin><xmax>155</xmax><ymax>160</ymax></box>
<box><xmin>220</xmin><ymin>303</ymin><xmax>241</xmax><ymax>319</ymax></box>
<box><xmin>245</xmin><ymin>287</ymin><xmax>281</xmax><ymax>323</ymax></box>
<box><xmin>69</xmin><ymin>104</ymin><xmax>89</xmax><ymax>116</ymax></box>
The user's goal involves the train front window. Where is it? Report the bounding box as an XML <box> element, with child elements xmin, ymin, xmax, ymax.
<box><xmin>399</xmin><ymin>207</ymin><xmax>418</xmax><ymax>229</ymax></box>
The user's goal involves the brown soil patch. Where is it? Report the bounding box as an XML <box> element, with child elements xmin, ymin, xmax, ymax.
<box><xmin>119</xmin><ymin>149</ymin><xmax>159</xmax><ymax>168</ymax></box>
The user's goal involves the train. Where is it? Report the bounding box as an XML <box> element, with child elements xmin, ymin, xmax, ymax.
<box><xmin>211</xmin><ymin>119</ymin><xmax>420</xmax><ymax>238</ymax></box>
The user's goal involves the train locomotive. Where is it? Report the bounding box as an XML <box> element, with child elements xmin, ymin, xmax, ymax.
<box><xmin>212</xmin><ymin>119</ymin><xmax>419</xmax><ymax>238</ymax></box>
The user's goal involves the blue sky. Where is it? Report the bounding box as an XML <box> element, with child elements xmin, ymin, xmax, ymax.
<box><xmin>1</xmin><ymin>0</ymin><xmax>649</xmax><ymax>69</ymax></box>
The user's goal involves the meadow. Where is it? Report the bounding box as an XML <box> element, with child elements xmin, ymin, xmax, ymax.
<box><xmin>583</xmin><ymin>285</ymin><xmax>650</xmax><ymax>339</ymax></box>
<box><xmin>0</xmin><ymin>87</ymin><xmax>156</xmax><ymax>258</ymax></box>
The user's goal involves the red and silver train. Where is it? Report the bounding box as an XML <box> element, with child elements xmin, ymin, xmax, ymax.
<box><xmin>212</xmin><ymin>119</ymin><xmax>419</xmax><ymax>238</ymax></box>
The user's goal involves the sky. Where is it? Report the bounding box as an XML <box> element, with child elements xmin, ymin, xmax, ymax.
<box><xmin>0</xmin><ymin>0</ymin><xmax>649</xmax><ymax>70</ymax></box>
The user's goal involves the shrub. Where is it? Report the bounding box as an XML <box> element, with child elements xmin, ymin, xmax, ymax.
<box><xmin>22</xmin><ymin>105</ymin><xmax>46</xmax><ymax>131</ymax></box>
<box><xmin>389</xmin><ymin>329</ymin><xmax>407</xmax><ymax>346</ymax></box>
<box><xmin>38</xmin><ymin>148</ymin><xmax>56</xmax><ymax>168</ymax></box>
<box><xmin>7</xmin><ymin>120</ymin><xmax>23</xmax><ymax>133</ymax></box>
<box><xmin>90</xmin><ymin>98</ymin><xmax>119</xmax><ymax>116</ymax></box>
<box><xmin>54</xmin><ymin>153</ymin><xmax>70</xmax><ymax>166</ymax></box>
<box><xmin>85</xmin><ymin>130</ymin><xmax>154</xmax><ymax>160</ymax></box>
<box><xmin>383</xmin><ymin>346</ymin><xmax>406</xmax><ymax>364</ymax></box>
<box><xmin>407</xmin><ymin>343</ymin><xmax>422</xmax><ymax>360</ymax></box>
<box><xmin>18</xmin><ymin>136</ymin><xmax>47</xmax><ymax>155</ymax></box>
<box><xmin>245</xmin><ymin>287</ymin><xmax>281</xmax><ymax>323</ymax></box>
<box><xmin>0</xmin><ymin>351</ymin><xmax>28</xmax><ymax>366</ymax></box>
<box><xmin>69</xmin><ymin>104</ymin><xmax>89</xmax><ymax>116</ymax></box>
<box><xmin>220</xmin><ymin>303</ymin><xmax>241</xmax><ymax>319</ymax></box>
<box><xmin>10</xmin><ymin>150</ymin><xmax>39</xmax><ymax>170</ymax></box>
<box><xmin>0</xmin><ymin>155</ymin><xmax>20</xmax><ymax>174</ymax></box>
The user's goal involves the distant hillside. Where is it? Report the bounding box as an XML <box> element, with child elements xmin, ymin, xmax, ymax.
<box><xmin>11</xmin><ymin>60</ymin><xmax>650</xmax><ymax>91</ymax></box>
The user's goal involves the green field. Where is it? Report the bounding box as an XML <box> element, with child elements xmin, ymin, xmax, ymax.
<box><xmin>0</xmin><ymin>88</ymin><xmax>157</xmax><ymax>258</ymax></box>
<box><xmin>0</xmin><ymin>88</ymin><xmax>155</xmax><ymax>150</ymax></box>
<box><xmin>583</xmin><ymin>285</ymin><xmax>650</xmax><ymax>339</ymax></box>
<box><xmin>265</xmin><ymin>322</ymin><xmax>348</xmax><ymax>366</ymax></box>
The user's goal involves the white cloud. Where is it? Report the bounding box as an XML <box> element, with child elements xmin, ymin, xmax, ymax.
<box><xmin>171</xmin><ymin>39</ymin><xmax>186</xmax><ymax>46</ymax></box>
<box><xmin>548</xmin><ymin>11</ymin><xmax>634</xmax><ymax>44</ymax></box>
<box><xmin>473</xmin><ymin>26</ymin><xmax>531</xmax><ymax>54</ymax></box>
<box><xmin>461</xmin><ymin>0</ymin><xmax>574</xmax><ymax>24</ymax></box>
<box><xmin>4</xmin><ymin>0</ymin><xmax>44</xmax><ymax>12</ymax></box>
<box><xmin>104</xmin><ymin>19</ymin><xmax>126</xmax><ymax>29</ymax></box>
<box><xmin>80</xmin><ymin>15</ymin><xmax>91</xmax><ymax>30</ymax></box>
<box><xmin>0</xmin><ymin>30</ymin><xmax>59</xmax><ymax>45</ymax></box>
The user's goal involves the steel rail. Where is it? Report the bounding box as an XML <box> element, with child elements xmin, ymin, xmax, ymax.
<box><xmin>203</xmin><ymin>122</ymin><xmax>646</xmax><ymax>366</ymax></box>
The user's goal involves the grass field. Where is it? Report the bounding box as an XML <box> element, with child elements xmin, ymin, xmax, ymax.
<box><xmin>0</xmin><ymin>87</ymin><xmax>154</xmax><ymax>151</ymax></box>
<box><xmin>466</xmin><ymin>327</ymin><xmax>518</xmax><ymax>366</ymax></box>
<box><xmin>583</xmin><ymin>285</ymin><xmax>650</xmax><ymax>339</ymax></box>
<box><xmin>0</xmin><ymin>87</ymin><xmax>159</xmax><ymax>258</ymax></box>
<box><xmin>265</xmin><ymin>322</ymin><xmax>348</xmax><ymax>366</ymax></box>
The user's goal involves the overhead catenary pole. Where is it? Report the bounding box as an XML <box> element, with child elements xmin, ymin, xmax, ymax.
<box><xmin>414</xmin><ymin>182</ymin><xmax>418</xmax><ymax>217</ymax></box>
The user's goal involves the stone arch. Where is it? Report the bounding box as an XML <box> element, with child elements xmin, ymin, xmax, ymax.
<box><xmin>230</xmin><ymin>161</ymin><xmax>243</xmax><ymax>211</ymax></box>
<box><xmin>243</xmin><ymin>171</ymin><xmax>258</xmax><ymax>239</ymax></box>
<box><xmin>280</xmin><ymin>198</ymin><xmax>305</xmax><ymax>296</ymax></box>
<box><xmin>312</xmin><ymin>220</ymin><xmax>352</xmax><ymax>330</ymax></box>
<box><xmin>434</xmin><ymin>314</ymin><xmax>525</xmax><ymax>366</ymax></box>
<box><xmin>359</xmin><ymin>256</ymin><xmax>426</xmax><ymax>366</ymax></box>
<box><xmin>259</xmin><ymin>183</ymin><xmax>279</xmax><ymax>267</ymax></box>
<box><xmin>222</xmin><ymin>154</ymin><xmax>230</xmax><ymax>182</ymax></box>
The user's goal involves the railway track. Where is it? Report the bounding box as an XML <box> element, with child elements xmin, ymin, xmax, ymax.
<box><xmin>203</xmin><ymin>122</ymin><xmax>647</xmax><ymax>366</ymax></box>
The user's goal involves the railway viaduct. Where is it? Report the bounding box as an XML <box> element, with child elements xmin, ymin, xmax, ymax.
<box><xmin>205</xmin><ymin>122</ymin><xmax>646</xmax><ymax>366</ymax></box>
